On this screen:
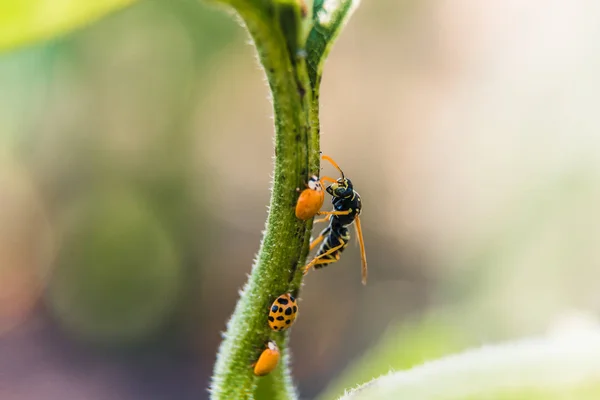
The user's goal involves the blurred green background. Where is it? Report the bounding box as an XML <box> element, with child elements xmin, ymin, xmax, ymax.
<box><xmin>1</xmin><ymin>0</ymin><xmax>600</xmax><ymax>399</ymax></box>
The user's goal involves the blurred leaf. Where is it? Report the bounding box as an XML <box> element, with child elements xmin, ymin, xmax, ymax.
<box><xmin>0</xmin><ymin>0</ymin><xmax>135</xmax><ymax>52</ymax></box>
<box><xmin>48</xmin><ymin>188</ymin><xmax>182</xmax><ymax>345</ymax></box>
<box><xmin>318</xmin><ymin>313</ymin><xmax>468</xmax><ymax>400</ymax></box>
<box><xmin>339</xmin><ymin>330</ymin><xmax>600</xmax><ymax>400</ymax></box>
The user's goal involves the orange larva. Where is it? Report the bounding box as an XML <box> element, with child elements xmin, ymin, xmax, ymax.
<box><xmin>295</xmin><ymin>176</ymin><xmax>325</xmax><ymax>220</ymax></box>
<box><xmin>253</xmin><ymin>341</ymin><xmax>280</xmax><ymax>376</ymax></box>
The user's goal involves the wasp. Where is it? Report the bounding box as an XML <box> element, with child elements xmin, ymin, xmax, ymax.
<box><xmin>303</xmin><ymin>155</ymin><xmax>368</xmax><ymax>285</ymax></box>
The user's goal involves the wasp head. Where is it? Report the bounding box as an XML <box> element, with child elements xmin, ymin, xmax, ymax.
<box><xmin>327</xmin><ymin>178</ymin><xmax>353</xmax><ymax>198</ymax></box>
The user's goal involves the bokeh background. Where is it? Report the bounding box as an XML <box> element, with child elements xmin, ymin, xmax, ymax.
<box><xmin>2</xmin><ymin>0</ymin><xmax>600</xmax><ymax>399</ymax></box>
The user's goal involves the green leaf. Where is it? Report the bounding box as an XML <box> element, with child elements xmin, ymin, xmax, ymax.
<box><xmin>339</xmin><ymin>330</ymin><xmax>600</xmax><ymax>400</ymax></box>
<box><xmin>49</xmin><ymin>188</ymin><xmax>182</xmax><ymax>345</ymax></box>
<box><xmin>275</xmin><ymin>0</ymin><xmax>308</xmax><ymax>60</ymax></box>
<box><xmin>318</xmin><ymin>315</ymin><xmax>468</xmax><ymax>400</ymax></box>
<box><xmin>0</xmin><ymin>0</ymin><xmax>135</xmax><ymax>52</ymax></box>
<box><xmin>306</xmin><ymin>0</ymin><xmax>360</xmax><ymax>89</ymax></box>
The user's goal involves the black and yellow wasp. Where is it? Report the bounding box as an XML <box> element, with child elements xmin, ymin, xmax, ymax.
<box><xmin>304</xmin><ymin>155</ymin><xmax>368</xmax><ymax>285</ymax></box>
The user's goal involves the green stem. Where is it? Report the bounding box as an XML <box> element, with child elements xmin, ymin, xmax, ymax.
<box><xmin>210</xmin><ymin>1</ymin><xmax>318</xmax><ymax>399</ymax></box>
<box><xmin>210</xmin><ymin>0</ymin><xmax>359</xmax><ymax>397</ymax></box>
<box><xmin>290</xmin><ymin>78</ymin><xmax>322</xmax><ymax>291</ymax></box>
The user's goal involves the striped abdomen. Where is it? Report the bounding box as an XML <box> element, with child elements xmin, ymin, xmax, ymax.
<box><xmin>314</xmin><ymin>226</ymin><xmax>350</xmax><ymax>269</ymax></box>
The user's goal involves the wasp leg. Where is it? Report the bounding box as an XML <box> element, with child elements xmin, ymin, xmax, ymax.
<box><xmin>313</xmin><ymin>214</ymin><xmax>331</xmax><ymax>224</ymax></box>
<box><xmin>303</xmin><ymin>240</ymin><xmax>345</xmax><ymax>275</ymax></box>
<box><xmin>310</xmin><ymin>226</ymin><xmax>331</xmax><ymax>250</ymax></box>
<box><xmin>314</xmin><ymin>250</ymin><xmax>341</xmax><ymax>265</ymax></box>
<box><xmin>309</xmin><ymin>234</ymin><xmax>325</xmax><ymax>251</ymax></box>
<box><xmin>317</xmin><ymin>210</ymin><xmax>352</xmax><ymax>216</ymax></box>
<box><xmin>308</xmin><ymin>257</ymin><xmax>337</xmax><ymax>268</ymax></box>
<box><xmin>354</xmin><ymin>216</ymin><xmax>368</xmax><ymax>285</ymax></box>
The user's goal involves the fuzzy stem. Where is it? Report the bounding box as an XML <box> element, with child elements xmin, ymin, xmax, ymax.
<box><xmin>210</xmin><ymin>1</ymin><xmax>318</xmax><ymax>399</ymax></box>
<box><xmin>210</xmin><ymin>0</ymin><xmax>359</xmax><ymax>398</ymax></box>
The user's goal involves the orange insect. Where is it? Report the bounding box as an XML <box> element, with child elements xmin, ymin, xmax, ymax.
<box><xmin>267</xmin><ymin>293</ymin><xmax>298</xmax><ymax>331</ymax></box>
<box><xmin>295</xmin><ymin>169</ymin><xmax>342</xmax><ymax>221</ymax></box>
<box><xmin>295</xmin><ymin>176</ymin><xmax>325</xmax><ymax>220</ymax></box>
<box><xmin>253</xmin><ymin>341</ymin><xmax>280</xmax><ymax>376</ymax></box>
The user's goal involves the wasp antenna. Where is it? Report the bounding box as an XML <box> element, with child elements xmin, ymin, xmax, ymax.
<box><xmin>320</xmin><ymin>176</ymin><xmax>337</xmax><ymax>184</ymax></box>
<box><xmin>321</xmin><ymin>155</ymin><xmax>345</xmax><ymax>178</ymax></box>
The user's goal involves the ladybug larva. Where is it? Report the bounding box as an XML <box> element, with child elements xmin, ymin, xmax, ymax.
<box><xmin>253</xmin><ymin>340</ymin><xmax>280</xmax><ymax>376</ymax></box>
<box><xmin>295</xmin><ymin>176</ymin><xmax>325</xmax><ymax>220</ymax></box>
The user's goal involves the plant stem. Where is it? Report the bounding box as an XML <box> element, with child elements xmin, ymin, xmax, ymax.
<box><xmin>210</xmin><ymin>1</ymin><xmax>318</xmax><ymax>399</ymax></box>
<box><xmin>210</xmin><ymin>0</ymin><xmax>360</xmax><ymax>397</ymax></box>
